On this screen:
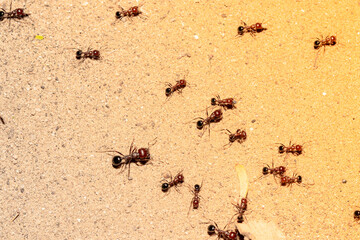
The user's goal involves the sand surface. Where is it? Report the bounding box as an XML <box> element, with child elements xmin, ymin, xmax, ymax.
<box><xmin>1</xmin><ymin>0</ymin><xmax>360</xmax><ymax>239</ymax></box>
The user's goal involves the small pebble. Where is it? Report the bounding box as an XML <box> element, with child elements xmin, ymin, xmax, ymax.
<box><xmin>342</xmin><ymin>179</ymin><xmax>347</xmax><ymax>183</ymax></box>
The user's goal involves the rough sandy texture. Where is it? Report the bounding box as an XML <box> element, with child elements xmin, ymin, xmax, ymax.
<box><xmin>1</xmin><ymin>0</ymin><xmax>360</xmax><ymax>239</ymax></box>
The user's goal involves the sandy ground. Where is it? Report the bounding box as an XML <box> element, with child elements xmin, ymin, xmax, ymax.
<box><xmin>1</xmin><ymin>0</ymin><xmax>360</xmax><ymax>239</ymax></box>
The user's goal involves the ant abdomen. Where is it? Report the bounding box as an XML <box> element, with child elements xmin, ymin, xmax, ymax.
<box><xmin>197</xmin><ymin>120</ymin><xmax>204</xmax><ymax>129</ymax></box>
<box><xmin>207</xmin><ymin>225</ymin><xmax>216</xmax><ymax>235</ymax></box>
<box><xmin>112</xmin><ymin>156</ymin><xmax>123</xmax><ymax>168</ymax></box>
<box><xmin>162</xmin><ymin>183</ymin><xmax>169</xmax><ymax>192</ymax></box>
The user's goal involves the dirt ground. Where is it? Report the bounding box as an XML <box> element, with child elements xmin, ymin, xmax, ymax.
<box><xmin>1</xmin><ymin>0</ymin><xmax>360</xmax><ymax>239</ymax></box>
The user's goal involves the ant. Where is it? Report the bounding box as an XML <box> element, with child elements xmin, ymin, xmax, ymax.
<box><xmin>354</xmin><ymin>210</ymin><xmax>360</xmax><ymax>221</ymax></box>
<box><xmin>237</xmin><ymin>21</ymin><xmax>267</xmax><ymax>37</ymax></box>
<box><xmin>278</xmin><ymin>142</ymin><xmax>303</xmax><ymax>156</ymax></box>
<box><xmin>313</xmin><ymin>35</ymin><xmax>337</xmax><ymax>68</ymax></box>
<box><xmin>161</xmin><ymin>171</ymin><xmax>184</xmax><ymax>192</ymax></box>
<box><xmin>0</xmin><ymin>1</ymin><xmax>30</xmax><ymax>24</ymax></box>
<box><xmin>314</xmin><ymin>35</ymin><xmax>336</xmax><ymax>50</ymax></box>
<box><xmin>99</xmin><ymin>139</ymin><xmax>155</xmax><ymax>180</ymax></box>
<box><xmin>115</xmin><ymin>5</ymin><xmax>144</xmax><ymax>20</ymax></box>
<box><xmin>195</xmin><ymin>108</ymin><xmax>223</xmax><ymax>136</ymax></box>
<box><xmin>280</xmin><ymin>174</ymin><xmax>303</xmax><ymax>187</ymax></box>
<box><xmin>222</xmin><ymin>129</ymin><xmax>246</xmax><ymax>148</ymax></box>
<box><xmin>165</xmin><ymin>79</ymin><xmax>187</xmax><ymax>97</ymax></box>
<box><xmin>207</xmin><ymin>222</ymin><xmax>238</xmax><ymax>240</ymax></box>
<box><xmin>211</xmin><ymin>95</ymin><xmax>237</xmax><ymax>110</ymax></box>
<box><xmin>76</xmin><ymin>48</ymin><xmax>100</xmax><ymax>60</ymax></box>
<box><xmin>187</xmin><ymin>182</ymin><xmax>203</xmax><ymax>214</ymax></box>
<box><xmin>232</xmin><ymin>198</ymin><xmax>248</xmax><ymax>223</ymax></box>
<box><xmin>262</xmin><ymin>163</ymin><xmax>286</xmax><ymax>179</ymax></box>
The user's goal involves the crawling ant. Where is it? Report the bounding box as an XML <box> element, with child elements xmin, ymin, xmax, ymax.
<box><xmin>278</xmin><ymin>142</ymin><xmax>303</xmax><ymax>156</ymax></box>
<box><xmin>314</xmin><ymin>35</ymin><xmax>337</xmax><ymax>50</ymax></box>
<box><xmin>232</xmin><ymin>198</ymin><xmax>248</xmax><ymax>223</ymax></box>
<box><xmin>115</xmin><ymin>5</ymin><xmax>144</xmax><ymax>20</ymax></box>
<box><xmin>207</xmin><ymin>222</ymin><xmax>238</xmax><ymax>240</ymax></box>
<box><xmin>262</xmin><ymin>163</ymin><xmax>286</xmax><ymax>179</ymax></box>
<box><xmin>76</xmin><ymin>49</ymin><xmax>101</xmax><ymax>60</ymax></box>
<box><xmin>313</xmin><ymin>35</ymin><xmax>337</xmax><ymax>68</ymax></box>
<box><xmin>161</xmin><ymin>171</ymin><xmax>184</xmax><ymax>192</ymax></box>
<box><xmin>237</xmin><ymin>21</ymin><xmax>267</xmax><ymax>37</ymax></box>
<box><xmin>280</xmin><ymin>174</ymin><xmax>302</xmax><ymax>187</ymax></box>
<box><xmin>211</xmin><ymin>95</ymin><xmax>237</xmax><ymax>110</ymax></box>
<box><xmin>165</xmin><ymin>79</ymin><xmax>187</xmax><ymax>97</ymax></box>
<box><xmin>354</xmin><ymin>210</ymin><xmax>360</xmax><ymax>221</ymax></box>
<box><xmin>194</xmin><ymin>108</ymin><xmax>223</xmax><ymax>136</ymax></box>
<box><xmin>187</xmin><ymin>182</ymin><xmax>202</xmax><ymax>214</ymax></box>
<box><xmin>222</xmin><ymin>129</ymin><xmax>246</xmax><ymax>148</ymax></box>
<box><xmin>0</xmin><ymin>1</ymin><xmax>30</xmax><ymax>23</ymax></box>
<box><xmin>99</xmin><ymin>139</ymin><xmax>155</xmax><ymax>180</ymax></box>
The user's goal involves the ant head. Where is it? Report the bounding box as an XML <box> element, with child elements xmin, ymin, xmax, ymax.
<box><xmin>131</xmin><ymin>6</ymin><xmax>139</xmax><ymax>14</ymax></box>
<box><xmin>255</xmin><ymin>23</ymin><xmax>262</xmax><ymax>30</ymax></box>
<box><xmin>241</xmin><ymin>198</ymin><xmax>247</xmax><ymax>204</ymax></box>
<box><xmin>194</xmin><ymin>184</ymin><xmax>200</xmax><ymax>191</ymax></box>
<box><xmin>330</xmin><ymin>36</ymin><xmax>337</xmax><ymax>45</ymax></box>
<box><xmin>138</xmin><ymin>148</ymin><xmax>150</xmax><ymax>159</ymax></box>
<box><xmin>193</xmin><ymin>199</ymin><xmax>199</xmax><ymax>208</ymax></box>
<box><xmin>179</xmin><ymin>79</ymin><xmax>186</xmax><ymax>86</ymax></box>
<box><xmin>295</xmin><ymin>145</ymin><xmax>302</xmax><ymax>153</ymax></box>
<box><xmin>280</xmin><ymin>177</ymin><xmax>287</xmax><ymax>185</ymax></box>
<box><xmin>197</xmin><ymin>120</ymin><xmax>204</xmax><ymax>129</ymax></box>
<box><xmin>278</xmin><ymin>145</ymin><xmax>285</xmax><ymax>153</ymax></box>
<box><xmin>214</xmin><ymin>109</ymin><xmax>222</xmax><ymax>117</ymax></box>
<box><xmin>93</xmin><ymin>50</ymin><xmax>100</xmax><ymax>58</ymax></box>
<box><xmin>241</xmin><ymin>131</ymin><xmax>247</xmax><ymax>139</ymax></box>
<box><xmin>279</xmin><ymin>166</ymin><xmax>286</xmax><ymax>173</ymax></box>
<box><xmin>297</xmin><ymin>175</ymin><xmax>302</xmax><ymax>183</ymax></box>
<box><xmin>16</xmin><ymin>8</ymin><xmax>24</xmax><ymax>16</ymax></box>
<box><xmin>237</xmin><ymin>26</ymin><xmax>244</xmax><ymax>34</ymax></box>
<box><xmin>207</xmin><ymin>225</ymin><xmax>216</xmax><ymax>235</ymax></box>
<box><xmin>237</xmin><ymin>215</ymin><xmax>244</xmax><ymax>223</ymax></box>
<box><xmin>112</xmin><ymin>156</ymin><xmax>123</xmax><ymax>168</ymax></box>
<box><xmin>161</xmin><ymin>183</ymin><xmax>169</xmax><ymax>192</ymax></box>
<box><xmin>314</xmin><ymin>40</ymin><xmax>321</xmax><ymax>49</ymax></box>
<box><xmin>165</xmin><ymin>88</ymin><xmax>172</xmax><ymax>96</ymax></box>
<box><xmin>229</xmin><ymin>231</ymin><xmax>237</xmax><ymax>239</ymax></box>
<box><xmin>211</xmin><ymin>98</ymin><xmax>216</xmax><ymax>105</ymax></box>
<box><xmin>176</xmin><ymin>174</ymin><xmax>184</xmax><ymax>183</ymax></box>
<box><xmin>262</xmin><ymin>167</ymin><xmax>269</xmax><ymax>175</ymax></box>
<box><xmin>354</xmin><ymin>210</ymin><xmax>360</xmax><ymax>219</ymax></box>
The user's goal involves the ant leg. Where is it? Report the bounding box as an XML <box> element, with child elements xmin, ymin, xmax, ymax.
<box><xmin>187</xmin><ymin>198</ymin><xmax>194</xmax><ymax>216</ymax></box>
<box><xmin>127</xmin><ymin>163</ymin><xmax>132</xmax><ymax>180</ymax></box>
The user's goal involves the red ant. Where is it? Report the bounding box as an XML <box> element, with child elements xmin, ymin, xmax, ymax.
<box><xmin>161</xmin><ymin>171</ymin><xmax>184</xmax><ymax>192</ymax></box>
<box><xmin>280</xmin><ymin>174</ymin><xmax>302</xmax><ymax>187</ymax></box>
<box><xmin>207</xmin><ymin>222</ymin><xmax>238</xmax><ymax>240</ymax></box>
<box><xmin>187</xmin><ymin>182</ymin><xmax>203</xmax><ymax>214</ymax></box>
<box><xmin>76</xmin><ymin>48</ymin><xmax>101</xmax><ymax>61</ymax></box>
<box><xmin>0</xmin><ymin>0</ymin><xmax>30</xmax><ymax>24</ymax></box>
<box><xmin>194</xmin><ymin>108</ymin><xmax>223</xmax><ymax>136</ymax></box>
<box><xmin>314</xmin><ymin>35</ymin><xmax>337</xmax><ymax>50</ymax></box>
<box><xmin>232</xmin><ymin>198</ymin><xmax>248</xmax><ymax>223</ymax></box>
<box><xmin>313</xmin><ymin>35</ymin><xmax>337</xmax><ymax>68</ymax></box>
<box><xmin>262</xmin><ymin>163</ymin><xmax>286</xmax><ymax>179</ymax></box>
<box><xmin>278</xmin><ymin>142</ymin><xmax>303</xmax><ymax>156</ymax></box>
<box><xmin>165</xmin><ymin>79</ymin><xmax>187</xmax><ymax>97</ymax></box>
<box><xmin>222</xmin><ymin>129</ymin><xmax>246</xmax><ymax>148</ymax></box>
<box><xmin>211</xmin><ymin>95</ymin><xmax>237</xmax><ymax>110</ymax></box>
<box><xmin>99</xmin><ymin>139</ymin><xmax>155</xmax><ymax>180</ymax></box>
<box><xmin>237</xmin><ymin>21</ymin><xmax>267</xmax><ymax>37</ymax></box>
<box><xmin>115</xmin><ymin>5</ymin><xmax>144</xmax><ymax>20</ymax></box>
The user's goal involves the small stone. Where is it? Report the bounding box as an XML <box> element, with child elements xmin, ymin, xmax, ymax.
<box><xmin>342</xmin><ymin>179</ymin><xmax>347</xmax><ymax>183</ymax></box>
